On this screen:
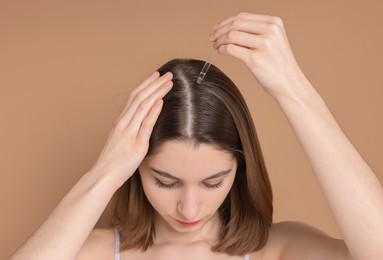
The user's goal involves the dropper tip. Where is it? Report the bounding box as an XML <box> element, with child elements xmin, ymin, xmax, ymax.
<box><xmin>196</xmin><ymin>72</ymin><xmax>207</xmax><ymax>84</ymax></box>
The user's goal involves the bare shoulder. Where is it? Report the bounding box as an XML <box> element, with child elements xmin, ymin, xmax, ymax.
<box><xmin>76</xmin><ymin>228</ymin><xmax>115</xmax><ymax>260</ymax></box>
<box><xmin>250</xmin><ymin>221</ymin><xmax>350</xmax><ymax>260</ymax></box>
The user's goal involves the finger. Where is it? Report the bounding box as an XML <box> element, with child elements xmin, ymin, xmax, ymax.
<box><xmin>212</xmin><ymin>13</ymin><xmax>277</xmax><ymax>32</ymax></box>
<box><xmin>123</xmin><ymin>71</ymin><xmax>170</xmax><ymax>115</ymax></box>
<box><xmin>122</xmin><ymin>72</ymin><xmax>172</xmax><ymax>124</ymax></box>
<box><xmin>115</xmin><ymin>71</ymin><xmax>160</xmax><ymax>123</ymax></box>
<box><xmin>213</xmin><ymin>30</ymin><xmax>262</xmax><ymax>50</ymax></box>
<box><xmin>136</xmin><ymin>99</ymin><xmax>163</xmax><ymax>144</ymax></box>
<box><xmin>124</xmin><ymin>71</ymin><xmax>160</xmax><ymax>109</ymax></box>
<box><xmin>217</xmin><ymin>44</ymin><xmax>253</xmax><ymax>64</ymax></box>
<box><xmin>116</xmin><ymin>72</ymin><xmax>172</xmax><ymax>124</ymax></box>
<box><xmin>210</xmin><ymin>17</ymin><xmax>270</xmax><ymax>42</ymax></box>
<box><xmin>124</xmin><ymin>80</ymin><xmax>173</xmax><ymax>134</ymax></box>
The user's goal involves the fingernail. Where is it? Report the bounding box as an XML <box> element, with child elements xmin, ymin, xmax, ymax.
<box><xmin>209</xmin><ymin>34</ymin><xmax>215</xmax><ymax>41</ymax></box>
<box><xmin>164</xmin><ymin>72</ymin><xmax>173</xmax><ymax>79</ymax></box>
<box><xmin>213</xmin><ymin>24</ymin><xmax>218</xmax><ymax>30</ymax></box>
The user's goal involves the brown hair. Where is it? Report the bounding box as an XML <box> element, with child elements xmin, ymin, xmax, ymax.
<box><xmin>106</xmin><ymin>58</ymin><xmax>273</xmax><ymax>255</ymax></box>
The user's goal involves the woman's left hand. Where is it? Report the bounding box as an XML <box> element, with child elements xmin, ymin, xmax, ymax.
<box><xmin>211</xmin><ymin>13</ymin><xmax>383</xmax><ymax>260</ymax></box>
<box><xmin>210</xmin><ymin>12</ymin><xmax>306</xmax><ymax>99</ymax></box>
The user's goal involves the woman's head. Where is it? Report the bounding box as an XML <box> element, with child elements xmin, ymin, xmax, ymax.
<box><xmin>107</xmin><ymin>59</ymin><xmax>273</xmax><ymax>255</ymax></box>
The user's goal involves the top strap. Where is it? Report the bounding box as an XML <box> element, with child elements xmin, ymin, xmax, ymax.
<box><xmin>113</xmin><ymin>228</ymin><xmax>120</xmax><ymax>260</ymax></box>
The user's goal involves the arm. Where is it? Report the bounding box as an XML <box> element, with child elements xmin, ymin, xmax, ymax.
<box><xmin>211</xmin><ymin>12</ymin><xmax>383</xmax><ymax>259</ymax></box>
<box><xmin>10</xmin><ymin>71</ymin><xmax>173</xmax><ymax>260</ymax></box>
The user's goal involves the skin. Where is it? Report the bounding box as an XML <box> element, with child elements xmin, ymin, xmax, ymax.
<box><xmin>138</xmin><ymin>141</ymin><xmax>237</xmax><ymax>243</ymax></box>
<box><xmin>10</xmin><ymin>12</ymin><xmax>383</xmax><ymax>260</ymax></box>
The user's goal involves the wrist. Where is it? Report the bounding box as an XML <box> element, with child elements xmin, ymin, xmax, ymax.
<box><xmin>83</xmin><ymin>167</ymin><xmax>127</xmax><ymax>195</ymax></box>
<box><xmin>273</xmin><ymin>74</ymin><xmax>320</xmax><ymax>107</ymax></box>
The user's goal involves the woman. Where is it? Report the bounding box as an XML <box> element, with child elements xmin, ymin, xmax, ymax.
<box><xmin>11</xmin><ymin>13</ymin><xmax>383</xmax><ymax>259</ymax></box>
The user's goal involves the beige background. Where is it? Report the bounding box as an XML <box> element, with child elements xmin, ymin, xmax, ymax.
<box><xmin>1</xmin><ymin>0</ymin><xmax>382</xmax><ymax>258</ymax></box>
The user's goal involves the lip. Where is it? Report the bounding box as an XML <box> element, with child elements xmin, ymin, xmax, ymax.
<box><xmin>175</xmin><ymin>219</ymin><xmax>201</xmax><ymax>227</ymax></box>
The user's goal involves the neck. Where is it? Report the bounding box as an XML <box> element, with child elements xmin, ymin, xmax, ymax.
<box><xmin>153</xmin><ymin>213</ymin><xmax>222</xmax><ymax>245</ymax></box>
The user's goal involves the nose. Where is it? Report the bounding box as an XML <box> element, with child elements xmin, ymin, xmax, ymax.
<box><xmin>177</xmin><ymin>187</ymin><xmax>200</xmax><ymax>220</ymax></box>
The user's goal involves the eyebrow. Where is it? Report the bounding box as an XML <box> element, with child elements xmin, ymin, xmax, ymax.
<box><xmin>151</xmin><ymin>168</ymin><xmax>232</xmax><ymax>181</ymax></box>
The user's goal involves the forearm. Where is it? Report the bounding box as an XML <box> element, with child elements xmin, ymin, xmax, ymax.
<box><xmin>10</xmin><ymin>170</ymin><xmax>120</xmax><ymax>260</ymax></box>
<box><xmin>275</xmin><ymin>78</ymin><xmax>383</xmax><ymax>259</ymax></box>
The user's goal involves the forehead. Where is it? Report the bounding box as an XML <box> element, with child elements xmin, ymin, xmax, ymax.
<box><xmin>143</xmin><ymin>141</ymin><xmax>236</xmax><ymax>178</ymax></box>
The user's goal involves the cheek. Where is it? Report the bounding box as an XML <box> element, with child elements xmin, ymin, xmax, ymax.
<box><xmin>210</xmin><ymin>182</ymin><xmax>233</xmax><ymax>208</ymax></box>
<box><xmin>140</xmin><ymin>176</ymin><xmax>173</xmax><ymax>213</ymax></box>
<box><xmin>210</xmin><ymin>175</ymin><xmax>236</xmax><ymax>208</ymax></box>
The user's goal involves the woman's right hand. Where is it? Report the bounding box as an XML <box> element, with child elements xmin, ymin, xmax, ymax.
<box><xmin>90</xmin><ymin>71</ymin><xmax>173</xmax><ymax>185</ymax></box>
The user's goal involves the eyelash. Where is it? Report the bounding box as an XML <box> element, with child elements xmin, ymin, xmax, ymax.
<box><xmin>206</xmin><ymin>182</ymin><xmax>223</xmax><ymax>189</ymax></box>
<box><xmin>154</xmin><ymin>179</ymin><xmax>223</xmax><ymax>190</ymax></box>
<box><xmin>155</xmin><ymin>179</ymin><xmax>176</xmax><ymax>189</ymax></box>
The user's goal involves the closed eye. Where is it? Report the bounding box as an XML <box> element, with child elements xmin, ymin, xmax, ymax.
<box><xmin>204</xmin><ymin>181</ymin><xmax>224</xmax><ymax>189</ymax></box>
<box><xmin>154</xmin><ymin>179</ymin><xmax>178</xmax><ymax>189</ymax></box>
<box><xmin>155</xmin><ymin>179</ymin><xmax>224</xmax><ymax>190</ymax></box>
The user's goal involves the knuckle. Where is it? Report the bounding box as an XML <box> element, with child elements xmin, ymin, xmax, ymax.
<box><xmin>126</xmin><ymin>96</ymin><xmax>134</xmax><ymax>107</ymax></box>
<box><xmin>268</xmin><ymin>23</ymin><xmax>281</xmax><ymax>35</ymax></box>
<box><xmin>114</xmin><ymin>119</ymin><xmax>125</xmax><ymax>131</ymax></box>
<box><xmin>216</xmin><ymin>21</ymin><xmax>224</xmax><ymax>29</ymax></box>
<box><xmin>237</xmin><ymin>12</ymin><xmax>249</xmax><ymax>19</ymax></box>
<box><xmin>218</xmin><ymin>45</ymin><xmax>227</xmax><ymax>55</ymax></box>
<box><xmin>265</xmin><ymin>38</ymin><xmax>274</xmax><ymax>50</ymax></box>
<box><xmin>247</xmin><ymin>55</ymin><xmax>262</xmax><ymax>68</ymax></box>
<box><xmin>137</xmin><ymin>101</ymin><xmax>148</xmax><ymax>113</ymax></box>
<box><xmin>141</xmin><ymin>118</ymin><xmax>152</xmax><ymax>129</ymax></box>
<box><xmin>231</xmin><ymin>18</ymin><xmax>242</xmax><ymax>29</ymax></box>
<box><xmin>134</xmin><ymin>91</ymin><xmax>145</xmax><ymax>103</ymax></box>
<box><xmin>271</xmin><ymin>16</ymin><xmax>284</xmax><ymax>27</ymax></box>
<box><xmin>227</xmin><ymin>30</ymin><xmax>237</xmax><ymax>41</ymax></box>
<box><xmin>128</xmin><ymin>89</ymin><xmax>137</xmax><ymax>100</ymax></box>
<box><xmin>225</xmin><ymin>44</ymin><xmax>235</xmax><ymax>53</ymax></box>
